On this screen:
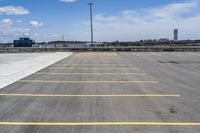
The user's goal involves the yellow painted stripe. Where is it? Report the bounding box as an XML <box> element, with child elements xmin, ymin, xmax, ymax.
<box><xmin>64</xmin><ymin>60</ymin><xmax>122</xmax><ymax>61</ymax></box>
<box><xmin>62</xmin><ymin>61</ymin><xmax>128</xmax><ymax>62</ymax></box>
<box><xmin>63</xmin><ymin>61</ymin><xmax>124</xmax><ymax>62</ymax></box>
<box><xmin>18</xmin><ymin>80</ymin><xmax>159</xmax><ymax>84</ymax></box>
<box><xmin>54</xmin><ymin>64</ymin><xmax>131</xmax><ymax>65</ymax></box>
<box><xmin>47</xmin><ymin>67</ymin><xmax>138</xmax><ymax>70</ymax></box>
<box><xmin>73</xmin><ymin>54</ymin><xmax>119</xmax><ymax>56</ymax></box>
<box><xmin>57</xmin><ymin>63</ymin><xmax>130</xmax><ymax>65</ymax></box>
<box><xmin>35</xmin><ymin>73</ymin><xmax>147</xmax><ymax>75</ymax></box>
<box><xmin>0</xmin><ymin>94</ymin><xmax>180</xmax><ymax>97</ymax></box>
<box><xmin>0</xmin><ymin>122</ymin><xmax>199</xmax><ymax>126</ymax></box>
<box><xmin>74</xmin><ymin>53</ymin><xmax>118</xmax><ymax>54</ymax></box>
<box><xmin>74</xmin><ymin>54</ymin><xmax>118</xmax><ymax>55</ymax></box>
<box><xmin>73</xmin><ymin>53</ymin><xmax>117</xmax><ymax>54</ymax></box>
<box><xmin>71</xmin><ymin>59</ymin><xmax>121</xmax><ymax>60</ymax></box>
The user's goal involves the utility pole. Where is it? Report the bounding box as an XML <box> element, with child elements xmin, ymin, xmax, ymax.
<box><xmin>89</xmin><ymin>2</ymin><xmax>94</xmax><ymax>46</ymax></box>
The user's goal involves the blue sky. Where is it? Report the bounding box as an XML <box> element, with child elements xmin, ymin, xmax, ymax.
<box><xmin>0</xmin><ymin>0</ymin><xmax>200</xmax><ymax>42</ymax></box>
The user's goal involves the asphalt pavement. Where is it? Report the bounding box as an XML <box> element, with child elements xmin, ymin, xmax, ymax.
<box><xmin>0</xmin><ymin>52</ymin><xmax>200</xmax><ymax>133</ymax></box>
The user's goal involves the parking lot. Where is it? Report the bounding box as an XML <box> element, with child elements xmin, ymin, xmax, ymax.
<box><xmin>0</xmin><ymin>52</ymin><xmax>200</xmax><ymax>133</ymax></box>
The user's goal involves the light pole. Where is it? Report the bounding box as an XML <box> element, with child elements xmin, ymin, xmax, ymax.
<box><xmin>88</xmin><ymin>2</ymin><xmax>94</xmax><ymax>46</ymax></box>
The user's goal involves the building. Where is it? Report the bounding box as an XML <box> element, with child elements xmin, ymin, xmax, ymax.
<box><xmin>174</xmin><ymin>29</ymin><xmax>178</xmax><ymax>41</ymax></box>
<box><xmin>0</xmin><ymin>43</ymin><xmax>12</xmax><ymax>48</ymax></box>
<box><xmin>48</xmin><ymin>41</ymin><xmax>68</xmax><ymax>48</ymax></box>
<box><xmin>14</xmin><ymin>38</ymin><xmax>34</xmax><ymax>47</ymax></box>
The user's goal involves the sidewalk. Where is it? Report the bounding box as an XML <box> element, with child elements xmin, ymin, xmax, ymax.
<box><xmin>0</xmin><ymin>52</ymin><xmax>73</xmax><ymax>89</ymax></box>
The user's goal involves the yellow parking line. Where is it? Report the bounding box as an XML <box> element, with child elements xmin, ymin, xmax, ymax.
<box><xmin>0</xmin><ymin>94</ymin><xmax>180</xmax><ymax>97</ymax></box>
<box><xmin>61</xmin><ymin>60</ymin><xmax>127</xmax><ymax>64</ymax></box>
<box><xmin>54</xmin><ymin>64</ymin><xmax>131</xmax><ymax>66</ymax></box>
<box><xmin>71</xmin><ymin>59</ymin><xmax>120</xmax><ymax>60</ymax></box>
<box><xmin>57</xmin><ymin>63</ymin><xmax>130</xmax><ymax>65</ymax></box>
<box><xmin>47</xmin><ymin>67</ymin><xmax>139</xmax><ymax>70</ymax></box>
<box><xmin>72</xmin><ymin>53</ymin><xmax>118</xmax><ymax>55</ymax></box>
<box><xmin>62</xmin><ymin>61</ymin><xmax>119</xmax><ymax>62</ymax></box>
<box><xmin>18</xmin><ymin>80</ymin><xmax>159</xmax><ymax>84</ymax></box>
<box><xmin>74</xmin><ymin>54</ymin><xmax>118</xmax><ymax>55</ymax></box>
<box><xmin>73</xmin><ymin>56</ymin><xmax>119</xmax><ymax>57</ymax></box>
<box><xmin>35</xmin><ymin>73</ymin><xmax>147</xmax><ymax>76</ymax></box>
<box><xmin>62</xmin><ymin>60</ymin><xmax>126</xmax><ymax>62</ymax></box>
<box><xmin>0</xmin><ymin>122</ymin><xmax>199</xmax><ymax>126</ymax></box>
<box><xmin>73</xmin><ymin>54</ymin><xmax>118</xmax><ymax>55</ymax></box>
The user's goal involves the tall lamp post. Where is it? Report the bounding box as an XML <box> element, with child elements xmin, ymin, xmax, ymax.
<box><xmin>88</xmin><ymin>2</ymin><xmax>94</xmax><ymax>46</ymax></box>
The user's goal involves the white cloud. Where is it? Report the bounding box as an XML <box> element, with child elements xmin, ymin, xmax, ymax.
<box><xmin>30</xmin><ymin>21</ymin><xmax>44</xmax><ymax>28</ymax></box>
<box><xmin>8</xmin><ymin>28</ymin><xmax>30</xmax><ymax>36</ymax></box>
<box><xmin>60</xmin><ymin>0</ymin><xmax>77</xmax><ymax>3</ymax></box>
<box><xmin>0</xmin><ymin>18</ymin><xmax>30</xmax><ymax>40</ymax></box>
<box><xmin>1</xmin><ymin>19</ymin><xmax>13</xmax><ymax>25</ymax></box>
<box><xmin>0</xmin><ymin>6</ymin><xmax>29</xmax><ymax>15</ymax></box>
<box><xmin>72</xmin><ymin>0</ymin><xmax>200</xmax><ymax>41</ymax></box>
<box><xmin>0</xmin><ymin>19</ymin><xmax>44</xmax><ymax>42</ymax></box>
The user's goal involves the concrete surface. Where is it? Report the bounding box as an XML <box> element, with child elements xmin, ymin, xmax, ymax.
<box><xmin>0</xmin><ymin>52</ymin><xmax>73</xmax><ymax>89</ymax></box>
<box><xmin>0</xmin><ymin>52</ymin><xmax>200</xmax><ymax>133</ymax></box>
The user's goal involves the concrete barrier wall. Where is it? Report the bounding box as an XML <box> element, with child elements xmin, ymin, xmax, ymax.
<box><xmin>1</xmin><ymin>46</ymin><xmax>200</xmax><ymax>53</ymax></box>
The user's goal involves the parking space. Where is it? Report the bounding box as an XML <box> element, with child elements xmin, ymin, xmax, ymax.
<box><xmin>0</xmin><ymin>52</ymin><xmax>200</xmax><ymax>132</ymax></box>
